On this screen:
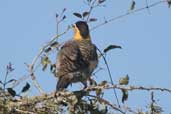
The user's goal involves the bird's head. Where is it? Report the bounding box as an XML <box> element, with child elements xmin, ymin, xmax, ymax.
<box><xmin>72</xmin><ymin>21</ymin><xmax>90</xmax><ymax>41</ymax></box>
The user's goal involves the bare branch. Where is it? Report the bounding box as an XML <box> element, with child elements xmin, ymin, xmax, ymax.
<box><xmin>85</xmin><ymin>84</ymin><xmax>171</xmax><ymax>93</ymax></box>
<box><xmin>28</xmin><ymin>29</ymin><xmax>70</xmax><ymax>94</ymax></box>
<box><xmin>86</xmin><ymin>0</ymin><xmax>97</xmax><ymax>22</ymax></box>
<box><xmin>88</xmin><ymin>94</ymin><xmax>125</xmax><ymax>114</ymax></box>
<box><xmin>13</xmin><ymin>108</ymin><xmax>36</xmax><ymax>114</ymax></box>
<box><xmin>11</xmin><ymin>75</ymin><xmax>29</xmax><ymax>88</ymax></box>
<box><xmin>91</xmin><ymin>0</ymin><xmax>165</xmax><ymax>31</ymax></box>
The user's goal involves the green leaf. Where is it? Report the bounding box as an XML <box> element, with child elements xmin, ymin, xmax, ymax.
<box><xmin>150</xmin><ymin>104</ymin><xmax>163</xmax><ymax>113</ymax></box>
<box><xmin>121</xmin><ymin>89</ymin><xmax>128</xmax><ymax>103</ymax></box>
<box><xmin>96</xmin><ymin>89</ymin><xmax>102</xmax><ymax>97</ymax></box>
<box><xmin>130</xmin><ymin>0</ymin><xmax>136</xmax><ymax>10</ymax></box>
<box><xmin>44</xmin><ymin>47</ymin><xmax>52</xmax><ymax>53</ymax></box>
<box><xmin>120</xmin><ymin>75</ymin><xmax>129</xmax><ymax>103</ymax></box>
<box><xmin>83</xmin><ymin>12</ymin><xmax>90</xmax><ymax>17</ymax></box>
<box><xmin>56</xmin><ymin>13</ymin><xmax>58</xmax><ymax>18</ymax></box>
<box><xmin>119</xmin><ymin>74</ymin><xmax>129</xmax><ymax>85</ymax></box>
<box><xmin>43</xmin><ymin>64</ymin><xmax>47</xmax><ymax>71</ymax></box>
<box><xmin>6</xmin><ymin>79</ymin><xmax>17</xmax><ymax>84</ymax></box>
<box><xmin>50</xmin><ymin>64</ymin><xmax>56</xmax><ymax>75</ymax></box>
<box><xmin>41</xmin><ymin>56</ymin><xmax>51</xmax><ymax>71</ymax></box>
<box><xmin>87</xmin><ymin>0</ymin><xmax>92</xmax><ymax>3</ymax></box>
<box><xmin>89</xmin><ymin>78</ymin><xmax>97</xmax><ymax>86</ymax></box>
<box><xmin>167</xmin><ymin>0</ymin><xmax>171</xmax><ymax>8</ymax></box>
<box><xmin>100</xmin><ymin>105</ymin><xmax>108</xmax><ymax>114</ymax></box>
<box><xmin>0</xmin><ymin>80</ymin><xmax>3</xmax><ymax>85</ymax></box>
<box><xmin>7</xmin><ymin>88</ymin><xmax>16</xmax><ymax>97</ymax></box>
<box><xmin>21</xmin><ymin>82</ymin><xmax>30</xmax><ymax>93</ymax></box>
<box><xmin>103</xmin><ymin>45</ymin><xmax>122</xmax><ymax>53</ymax></box>
<box><xmin>73</xmin><ymin>13</ymin><xmax>82</xmax><ymax>18</ymax></box>
<box><xmin>62</xmin><ymin>15</ymin><xmax>66</xmax><ymax>20</ymax></box>
<box><xmin>50</xmin><ymin>41</ymin><xmax>59</xmax><ymax>48</ymax></box>
<box><xmin>98</xmin><ymin>80</ymin><xmax>107</xmax><ymax>86</ymax></box>
<box><xmin>98</xmin><ymin>0</ymin><xmax>106</xmax><ymax>4</ymax></box>
<box><xmin>62</xmin><ymin>8</ymin><xmax>66</xmax><ymax>13</ymax></box>
<box><xmin>89</xmin><ymin>18</ymin><xmax>97</xmax><ymax>22</ymax></box>
<box><xmin>73</xmin><ymin>90</ymin><xmax>87</xmax><ymax>100</ymax></box>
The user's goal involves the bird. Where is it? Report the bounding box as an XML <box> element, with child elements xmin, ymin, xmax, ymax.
<box><xmin>55</xmin><ymin>21</ymin><xmax>98</xmax><ymax>91</ymax></box>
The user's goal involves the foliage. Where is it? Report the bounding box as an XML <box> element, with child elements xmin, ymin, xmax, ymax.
<box><xmin>0</xmin><ymin>0</ymin><xmax>171</xmax><ymax>114</ymax></box>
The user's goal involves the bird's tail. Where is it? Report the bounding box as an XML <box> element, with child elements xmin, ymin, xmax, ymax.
<box><xmin>56</xmin><ymin>76</ymin><xmax>71</xmax><ymax>91</ymax></box>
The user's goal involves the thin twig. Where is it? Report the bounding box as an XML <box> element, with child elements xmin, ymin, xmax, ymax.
<box><xmin>150</xmin><ymin>91</ymin><xmax>155</xmax><ymax>114</ymax></box>
<box><xmin>91</xmin><ymin>0</ymin><xmax>165</xmax><ymax>31</ymax></box>
<box><xmin>145</xmin><ymin>0</ymin><xmax>151</xmax><ymax>14</ymax></box>
<box><xmin>86</xmin><ymin>0</ymin><xmax>97</xmax><ymax>22</ymax></box>
<box><xmin>29</xmin><ymin>29</ymin><xmax>69</xmax><ymax>94</ymax></box>
<box><xmin>123</xmin><ymin>105</ymin><xmax>139</xmax><ymax>114</ymax></box>
<box><xmin>30</xmin><ymin>31</ymin><xmax>68</xmax><ymax>68</ymax></box>
<box><xmin>96</xmin><ymin>47</ymin><xmax>120</xmax><ymax>107</ymax></box>
<box><xmin>85</xmin><ymin>84</ymin><xmax>171</xmax><ymax>93</ymax></box>
<box><xmin>56</xmin><ymin>16</ymin><xmax>59</xmax><ymax>36</ymax></box>
<box><xmin>11</xmin><ymin>75</ymin><xmax>30</xmax><ymax>88</ymax></box>
<box><xmin>14</xmin><ymin>108</ymin><xmax>36</xmax><ymax>114</ymax></box>
<box><xmin>88</xmin><ymin>94</ymin><xmax>125</xmax><ymax>114</ymax></box>
<box><xmin>3</xmin><ymin>65</ymin><xmax>10</xmax><ymax>114</ymax></box>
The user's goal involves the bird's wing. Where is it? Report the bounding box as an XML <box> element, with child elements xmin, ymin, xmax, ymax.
<box><xmin>56</xmin><ymin>40</ymin><xmax>88</xmax><ymax>90</ymax></box>
<box><xmin>87</xmin><ymin>43</ymin><xmax>98</xmax><ymax>74</ymax></box>
<box><xmin>78</xmin><ymin>41</ymin><xmax>98</xmax><ymax>73</ymax></box>
<box><xmin>89</xmin><ymin>44</ymin><xmax>98</xmax><ymax>61</ymax></box>
<box><xmin>56</xmin><ymin>40</ymin><xmax>86</xmax><ymax>77</ymax></box>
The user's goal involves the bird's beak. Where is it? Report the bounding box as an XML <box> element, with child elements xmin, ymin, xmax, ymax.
<box><xmin>72</xmin><ymin>24</ymin><xmax>76</xmax><ymax>28</ymax></box>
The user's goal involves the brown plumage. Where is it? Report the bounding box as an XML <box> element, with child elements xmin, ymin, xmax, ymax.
<box><xmin>56</xmin><ymin>21</ymin><xmax>98</xmax><ymax>91</ymax></box>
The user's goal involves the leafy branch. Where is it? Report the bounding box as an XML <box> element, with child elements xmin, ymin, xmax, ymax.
<box><xmin>5</xmin><ymin>84</ymin><xmax>171</xmax><ymax>114</ymax></box>
<box><xmin>84</xmin><ymin>84</ymin><xmax>171</xmax><ymax>94</ymax></box>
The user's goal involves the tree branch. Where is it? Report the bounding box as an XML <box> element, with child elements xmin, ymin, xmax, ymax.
<box><xmin>85</xmin><ymin>84</ymin><xmax>171</xmax><ymax>93</ymax></box>
<box><xmin>91</xmin><ymin>0</ymin><xmax>165</xmax><ymax>31</ymax></box>
<box><xmin>13</xmin><ymin>108</ymin><xmax>36</xmax><ymax>114</ymax></box>
<box><xmin>6</xmin><ymin>84</ymin><xmax>171</xmax><ymax>113</ymax></box>
<box><xmin>88</xmin><ymin>94</ymin><xmax>125</xmax><ymax>114</ymax></box>
<box><xmin>28</xmin><ymin>29</ymin><xmax>70</xmax><ymax>94</ymax></box>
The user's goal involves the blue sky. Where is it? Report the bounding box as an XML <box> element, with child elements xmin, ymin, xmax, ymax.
<box><xmin>0</xmin><ymin>0</ymin><xmax>171</xmax><ymax>113</ymax></box>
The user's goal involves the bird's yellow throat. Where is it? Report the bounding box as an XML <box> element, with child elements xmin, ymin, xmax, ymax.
<box><xmin>73</xmin><ymin>25</ymin><xmax>91</xmax><ymax>41</ymax></box>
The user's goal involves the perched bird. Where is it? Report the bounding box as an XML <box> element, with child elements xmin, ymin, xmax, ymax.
<box><xmin>56</xmin><ymin>21</ymin><xmax>98</xmax><ymax>91</ymax></box>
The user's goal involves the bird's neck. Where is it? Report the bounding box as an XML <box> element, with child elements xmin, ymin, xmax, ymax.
<box><xmin>74</xmin><ymin>34</ymin><xmax>91</xmax><ymax>42</ymax></box>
